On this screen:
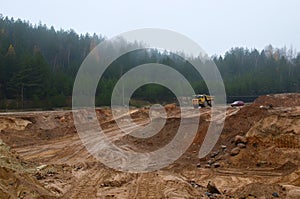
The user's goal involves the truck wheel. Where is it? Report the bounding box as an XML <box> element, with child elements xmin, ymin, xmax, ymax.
<box><xmin>207</xmin><ymin>100</ymin><xmax>212</xmax><ymax>107</ymax></box>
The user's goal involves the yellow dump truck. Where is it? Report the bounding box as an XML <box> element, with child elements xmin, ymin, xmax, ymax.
<box><xmin>192</xmin><ymin>94</ymin><xmax>214</xmax><ymax>108</ymax></box>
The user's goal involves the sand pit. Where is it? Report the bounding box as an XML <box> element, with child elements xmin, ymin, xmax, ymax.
<box><xmin>0</xmin><ymin>93</ymin><xmax>299</xmax><ymax>198</ymax></box>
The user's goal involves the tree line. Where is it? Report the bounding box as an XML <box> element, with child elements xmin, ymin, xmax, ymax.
<box><xmin>0</xmin><ymin>15</ymin><xmax>299</xmax><ymax>109</ymax></box>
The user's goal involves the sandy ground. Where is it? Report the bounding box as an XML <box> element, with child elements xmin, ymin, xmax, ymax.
<box><xmin>0</xmin><ymin>93</ymin><xmax>299</xmax><ymax>198</ymax></box>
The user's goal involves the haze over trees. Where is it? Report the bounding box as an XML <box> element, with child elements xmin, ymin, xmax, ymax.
<box><xmin>0</xmin><ymin>15</ymin><xmax>299</xmax><ymax>109</ymax></box>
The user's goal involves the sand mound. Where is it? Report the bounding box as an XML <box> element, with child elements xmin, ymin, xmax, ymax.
<box><xmin>246</xmin><ymin>109</ymin><xmax>300</xmax><ymax>148</ymax></box>
<box><xmin>219</xmin><ymin>97</ymin><xmax>300</xmax><ymax>169</ymax></box>
<box><xmin>253</xmin><ymin>93</ymin><xmax>300</xmax><ymax>107</ymax></box>
<box><xmin>0</xmin><ymin>117</ymin><xmax>32</xmax><ymax>131</ymax></box>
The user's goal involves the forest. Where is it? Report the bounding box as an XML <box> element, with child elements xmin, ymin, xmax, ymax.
<box><xmin>0</xmin><ymin>15</ymin><xmax>299</xmax><ymax>109</ymax></box>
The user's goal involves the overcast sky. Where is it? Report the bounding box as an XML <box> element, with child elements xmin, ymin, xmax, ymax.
<box><xmin>1</xmin><ymin>0</ymin><xmax>299</xmax><ymax>55</ymax></box>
